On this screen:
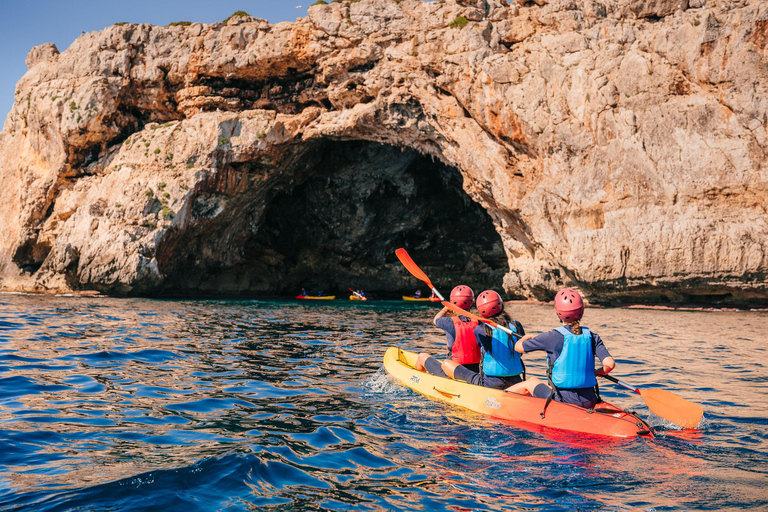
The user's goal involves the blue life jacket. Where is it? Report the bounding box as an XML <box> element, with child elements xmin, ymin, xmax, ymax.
<box><xmin>482</xmin><ymin>324</ymin><xmax>524</xmax><ymax>377</ymax></box>
<box><xmin>550</xmin><ymin>326</ymin><xmax>597</xmax><ymax>389</ymax></box>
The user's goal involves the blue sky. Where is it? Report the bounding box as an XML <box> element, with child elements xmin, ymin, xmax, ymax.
<box><xmin>0</xmin><ymin>1</ymin><xmax>312</xmax><ymax>122</ymax></box>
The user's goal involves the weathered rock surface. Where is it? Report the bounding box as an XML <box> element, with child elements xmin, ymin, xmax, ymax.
<box><xmin>0</xmin><ymin>0</ymin><xmax>766</xmax><ymax>304</ymax></box>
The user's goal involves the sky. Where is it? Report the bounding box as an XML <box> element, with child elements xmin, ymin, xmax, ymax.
<box><xmin>0</xmin><ymin>1</ymin><xmax>313</xmax><ymax>122</ymax></box>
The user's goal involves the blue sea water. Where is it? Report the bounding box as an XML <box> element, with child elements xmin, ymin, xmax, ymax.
<box><xmin>0</xmin><ymin>294</ymin><xmax>766</xmax><ymax>511</ymax></box>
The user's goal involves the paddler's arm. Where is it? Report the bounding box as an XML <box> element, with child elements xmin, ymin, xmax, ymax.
<box><xmin>592</xmin><ymin>332</ymin><xmax>615</xmax><ymax>375</ymax></box>
<box><xmin>514</xmin><ymin>334</ymin><xmax>535</xmax><ymax>353</ymax></box>
<box><xmin>433</xmin><ymin>306</ymin><xmax>449</xmax><ymax>325</ymax></box>
<box><xmin>595</xmin><ymin>356</ymin><xmax>615</xmax><ymax>376</ymax></box>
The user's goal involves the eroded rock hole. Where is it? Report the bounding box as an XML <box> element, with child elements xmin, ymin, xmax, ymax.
<box><xmin>158</xmin><ymin>141</ymin><xmax>508</xmax><ymax>297</ymax></box>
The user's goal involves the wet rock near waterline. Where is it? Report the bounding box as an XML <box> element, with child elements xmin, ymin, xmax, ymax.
<box><xmin>0</xmin><ymin>0</ymin><xmax>766</xmax><ymax>305</ymax></box>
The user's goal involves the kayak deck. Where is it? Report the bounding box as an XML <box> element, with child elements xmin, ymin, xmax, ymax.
<box><xmin>295</xmin><ymin>295</ymin><xmax>336</xmax><ymax>300</ymax></box>
<box><xmin>383</xmin><ymin>347</ymin><xmax>653</xmax><ymax>438</ymax></box>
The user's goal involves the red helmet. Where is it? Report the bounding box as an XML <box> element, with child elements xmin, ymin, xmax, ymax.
<box><xmin>476</xmin><ymin>290</ymin><xmax>503</xmax><ymax>318</ymax></box>
<box><xmin>450</xmin><ymin>285</ymin><xmax>474</xmax><ymax>310</ymax></box>
<box><xmin>554</xmin><ymin>288</ymin><xmax>584</xmax><ymax>322</ymax></box>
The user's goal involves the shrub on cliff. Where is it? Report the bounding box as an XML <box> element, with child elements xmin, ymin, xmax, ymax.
<box><xmin>168</xmin><ymin>21</ymin><xmax>192</xmax><ymax>27</ymax></box>
<box><xmin>449</xmin><ymin>16</ymin><xmax>468</xmax><ymax>29</ymax></box>
<box><xmin>312</xmin><ymin>0</ymin><xmax>328</xmax><ymax>4</ymax></box>
<box><xmin>223</xmin><ymin>10</ymin><xmax>251</xmax><ymax>22</ymax></box>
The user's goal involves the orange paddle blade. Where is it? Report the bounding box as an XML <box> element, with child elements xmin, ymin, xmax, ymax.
<box><xmin>640</xmin><ymin>388</ymin><xmax>703</xmax><ymax>429</ymax></box>
<box><xmin>395</xmin><ymin>248</ymin><xmax>435</xmax><ymax>289</ymax></box>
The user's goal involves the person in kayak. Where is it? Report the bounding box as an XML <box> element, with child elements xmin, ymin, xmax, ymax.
<box><xmin>414</xmin><ymin>285</ymin><xmax>480</xmax><ymax>377</ymax></box>
<box><xmin>506</xmin><ymin>288</ymin><xmax>615</xmax><ymax>409</ymax></box>
<box><xmin>440</xmin><ymin>290</ymin><xmax>526</xmax><ymax>389</ymax></box>
<box><xmin>415</xmin><ymin>290</ymin><xmax>526</xmax><ymax>389</ymax></box>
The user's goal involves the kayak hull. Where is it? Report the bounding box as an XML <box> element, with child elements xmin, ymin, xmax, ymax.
<box><xmin>402</xmin><ymin>296</ymin><xmax>440</xmax><ymax>302</ymax></box>
<box><xmin>349</xmin><ymin>295</ymin><xmax>368</xmax><ymax>301</ymax></box>
<box><xmin>383</xmin><ymin>347</ymin><xmax>653</xmax><ymax>438</ymax></box>
<box><xmin>295</xmin><ymin>295</ymin><xmax>335</xmax><ymax>300</ymax></box>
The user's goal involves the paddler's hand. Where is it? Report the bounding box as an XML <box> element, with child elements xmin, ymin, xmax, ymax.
<box><xmin>595</xmin><ymin>356</ymin><xmax>615</xmax><ymax>376</ymax></box>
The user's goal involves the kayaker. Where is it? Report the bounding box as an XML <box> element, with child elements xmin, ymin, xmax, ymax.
<box><xmin>415</xmin><ymin>290</ymin><xmax>526</xmax><ymax>389</ymax></box>
<box><xmin>506</xmin><ymin>288</ymin><xmax>615</xmax><ymax>409</ymax></box>
<box><xmin>440</xmin><ymin>290</ymin><xmax>526</xmax><ymax>389</ymax></box>
<box><xmin>414</xmin><ymin>289</ymin><xmax>422</xmax><ymax>298</ymax></box>
<box><xmin>414</xmin><ymin>285</ymin><xmax>480</xmax><ymax>377</ymax></box>
<box><xmin>301</xmin><ymin>288</ymin><xmax>307</xmax><ymax>296</ymax></box>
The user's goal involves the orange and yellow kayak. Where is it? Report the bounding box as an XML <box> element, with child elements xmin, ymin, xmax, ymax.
<box><xmin>349</xmin><ymin>295</ymin><xmax>368</xmax><ymax>301</ymax></box>
<box><xmin>383</xmin><ymin>347</ymin><xmax>653</xmax><ymax>438</ymax></box>
<box><xmin>295</xmin><ymin>295</ymin><xmax>335</xmax><ymax>300</ymax></box>
<box><xmin>402</xmin><ymin>296</ymin><xmax>441</xmax><ymax>302</ymax></box>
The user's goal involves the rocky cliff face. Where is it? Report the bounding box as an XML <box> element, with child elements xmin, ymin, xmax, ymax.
<box><xmin>0</xmin><ymin>0</ymin><xmax>766</xmax><ymax>304</ymax></box>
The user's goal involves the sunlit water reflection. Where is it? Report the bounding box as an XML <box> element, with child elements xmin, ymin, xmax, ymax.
<box><xmin>0</xmin><ymin>295</ymin><xmax>766</xmax><ymax>511</ymax></box>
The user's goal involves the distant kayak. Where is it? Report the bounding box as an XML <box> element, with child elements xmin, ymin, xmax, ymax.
<box><xmin>402</xmin><ymin>296</ymin><xmax>440</xmax><ymax>302</ymax></box>
<box><xmin>349</xmin><ymin>295</ymin><xmax>367</xmax><ymax>301</ymax></box>
<box><xmin>295</xmin><ymin>295</ymin><xmax>335</xmax><ymax>300</ymax></box>
<box><xmin>383</xmin><ymin>347</ymin><xmax>653</xmax><ymax>438</ymax></box>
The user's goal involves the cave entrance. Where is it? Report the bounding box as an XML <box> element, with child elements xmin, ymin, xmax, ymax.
<box><xmin>244</xmin><ymin>141</ymin><xmax>507</xmax><ymax>298</ymax></box>
<box><xmin>159</xmin><ymin>140</ymin><xmax>509</xmax><ymax>298</ymax></box>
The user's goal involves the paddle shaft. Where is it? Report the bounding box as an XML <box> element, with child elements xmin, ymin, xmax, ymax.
<box><xmin>599</xmin><ymin>373</ymin><xmax>640</xmax><ymax>394</ymax></box>
<box><xmin>348</xmin><ymin>287</ymin><xmax>363</xmax><ymax>298</ymax></box>
<box><xmin>441</xmin><ymin>301</ymin><xmax>516</xmax><ymax>337</ymax></box>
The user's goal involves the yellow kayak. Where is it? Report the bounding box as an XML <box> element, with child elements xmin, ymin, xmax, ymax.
<box><xmin>402</xmin><ymin>296</ymin><xmax>440</xmax><ymax>302</ymax></box>
<box><xmin>383</xmin><ymin>347</ymin><xmax>653</xmax><ymax>438</ymax></box>
<box><xmin>349</xmin><ymin>295</ymin><xmax>368</xmax><ymax>300</ymax></box>
<box><xmin>295</xmin><ymin>295</ymin><xmax>335</xmax><ymax>300</ymax></box>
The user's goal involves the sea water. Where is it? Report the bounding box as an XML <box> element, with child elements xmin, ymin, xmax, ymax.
<box><xmin>0</xmin><ymin>295</ymin><xmax>766</xmax><ymax>511</ymax></box>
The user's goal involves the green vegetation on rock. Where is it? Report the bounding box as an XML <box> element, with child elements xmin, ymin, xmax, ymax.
<box><xmin>449</xmin><ymin>16</ymin><xmax>468</xmax><ymax>28</ymax></box>
<box><xmin>223</xmin><ymin>11</ymin><xmax>251</xmax><ymax>23</ymax></box>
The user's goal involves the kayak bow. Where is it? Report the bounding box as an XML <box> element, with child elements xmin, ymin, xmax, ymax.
<box><xmin>383</xmin><ymin>347</ymin><xmax>653</xmax><ymax>438</ymax></box>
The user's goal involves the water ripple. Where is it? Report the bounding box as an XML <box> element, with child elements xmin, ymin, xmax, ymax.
<box><xmin>0</xmin><ymin>296</ymin><xmax>766</xmax><ymax>510</ymax></box>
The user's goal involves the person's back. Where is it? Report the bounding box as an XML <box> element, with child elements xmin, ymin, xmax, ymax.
<box><xmin>415</xmin><ymin>285</ymin><xmax>481</xmax><ymax>376</ymax></box>
<box><xmin>440</xmin><ymin>290</ymin><xmax>525</xmax><ymax>389</ymax></box>
<box><xmin>508</xmin><ymin>288</ymin><xmax>615</xmax><ymax>409</ymax></box>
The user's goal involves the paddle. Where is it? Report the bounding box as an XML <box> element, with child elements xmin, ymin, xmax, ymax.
<box><xmin>395</xmin><ymin>248</ymin><xmax>446</xmax><ymax>301</ymax></box>
<box><xmin>348</xmin><ymin>287</ymin><xmax>363</xmax><ymax>299</ymax></box>
<box><xmin>599</xmin><ymin>374</ymin><xmax>703</xmax><ymax>429</ymax></box>
<box><xmin>440</xmin><ymin>301</ymin><xmax>517</xmax><ymax>337</ymax></box>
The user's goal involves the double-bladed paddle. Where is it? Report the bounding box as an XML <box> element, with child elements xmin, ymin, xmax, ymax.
<box><xmin>599</xmin><ymin>374</ymin><xmax>703</xmax><ymax>429</ymax></box>
<box><xmin>395</xmin><ymin>248</ymin><xmax>513</xmax><ymax>333</ymax></box>
<box><xmin>348</xmin><ymin>287</ymin><xmax>364</xmax><ymax>299</ymax></box>
<box><xmin>395</xmin><ymin>248</ymin><xmax>446</xmax><ymax>301</ymax></box>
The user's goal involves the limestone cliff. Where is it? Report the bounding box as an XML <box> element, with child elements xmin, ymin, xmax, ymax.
<box><xmin>0</xmin><ymin>0</ymin><xmax>766</xmax><ymax>304</ymax></box>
